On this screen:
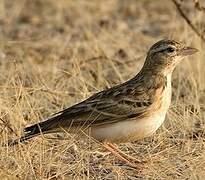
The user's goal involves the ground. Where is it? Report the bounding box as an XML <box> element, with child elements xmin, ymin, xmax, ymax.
<box><xmin>0</xmin><ymin>0</ymin><xmax>205</xmax><ymax>179</ymax></box>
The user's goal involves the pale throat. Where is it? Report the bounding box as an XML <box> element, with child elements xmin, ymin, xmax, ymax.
<box><xmin>162</xmin><ymin>56</ymin><xmax>183</xmax><ymax>76</ymax></box>
<box><xmin>163</xmin><ymin>72</ymin><xmax>172</xmax><ymax>109</ymax></box>
<box><xmin>162</xmin><ymin>68</ymin><xmax>172</xmax><ymax>94</ymax></box>
<box><xmin>165</xmin><ymin>73</ymin><xmax>172</xmax><ymax>89</ymax></box>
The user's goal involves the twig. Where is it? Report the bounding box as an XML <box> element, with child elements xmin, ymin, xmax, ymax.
<box><xmin>172</xmin><ymin>0</ymin><xmax>205</xmax><ymax>42</ymax></box>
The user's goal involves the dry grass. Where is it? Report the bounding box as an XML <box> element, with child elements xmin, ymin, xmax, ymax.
<box><xmin>0</xmin><ymin>0</ymin><xmax>205</xmax><ymax>179</ymax></box>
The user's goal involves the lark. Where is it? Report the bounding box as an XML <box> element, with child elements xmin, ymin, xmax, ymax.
<box><xmin>9</xmin><ymin>39</ymin><xmax>198</xmax><ymax>168</ymax></box>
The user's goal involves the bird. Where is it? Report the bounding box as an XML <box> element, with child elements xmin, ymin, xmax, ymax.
<box><xmin>9</xmin><ymin>39</ymin><xmax>198</xmax><ymax>168</ymax></box>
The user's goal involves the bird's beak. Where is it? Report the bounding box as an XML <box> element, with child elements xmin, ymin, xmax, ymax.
<box><xmin>180</xmin><ymin>46</ymin><xmax>198</xmax><ymax>56</ymax></box>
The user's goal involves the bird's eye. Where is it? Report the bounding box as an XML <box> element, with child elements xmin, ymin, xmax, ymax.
<box><xmin>166</xmin><ymin>47</ymin><xmax>175</xmax><ymax>53</ymax></box>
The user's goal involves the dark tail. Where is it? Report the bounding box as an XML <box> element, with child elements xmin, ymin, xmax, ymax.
<box><xmin>8</xmin><ymin>116</ymin><xmax>61</xmax><ymax>146</ymax></box>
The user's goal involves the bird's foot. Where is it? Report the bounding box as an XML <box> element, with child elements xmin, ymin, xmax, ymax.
<box><xmin>103</xmin><ymin>142</ymin><xmax>147</xmax><ymax>170</ymax></box>
<box><xmin>106</xmin><ymin>142</ymin><xmax>146</xmax><ymax>163</ymax></box>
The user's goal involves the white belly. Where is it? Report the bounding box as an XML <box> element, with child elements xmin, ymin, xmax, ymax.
<box><xmin>91</xmin><ymin>108</ymin><xmax>167</xmax><ymax>143</ymax></box>
<box><xmin>91</xmin><ymin>75</ymin><xmax>172</xmax><ymax>143</ymax></box>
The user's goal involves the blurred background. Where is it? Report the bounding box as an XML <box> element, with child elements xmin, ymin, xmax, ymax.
<box><xmin>0</xmin><ymin>0</ymin><xmax>205</xmax><ymax>179</ymax></box>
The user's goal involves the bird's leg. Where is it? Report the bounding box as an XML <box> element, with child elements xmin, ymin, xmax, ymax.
<box><xmin>106</xmin><ymin>142</ymin><xmax>146</xmax><ymax>164</ymax></box>
<box><xmin>103</xmin><ymin>142</ymin><xmax>147</xmax><ymax>170</ymax></box>
<box><xmin>103</xmin><ymin>142</ymin><xmax>139</xmax><ymax>169</ymax></box>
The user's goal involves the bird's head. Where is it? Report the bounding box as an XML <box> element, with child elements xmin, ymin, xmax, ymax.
<box><xmin>143</xmin><ymin>39</ymin><xmax>198</xmax><ymax>75</ymax></box>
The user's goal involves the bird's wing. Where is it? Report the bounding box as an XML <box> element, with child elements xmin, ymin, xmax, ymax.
<box><xmin>7</xmin><ymin>74</ymin><xmax>166</xmax><ymax>146</ymax></box>
<box><xmin>23</xmin><ymin>74</ymin><xmax>166</xmax><ymax>137</ymax></box>
<box><xmin>66</xmin><ymin>75</ymin><xmax>165</xmax><ymax>126</ymax></box>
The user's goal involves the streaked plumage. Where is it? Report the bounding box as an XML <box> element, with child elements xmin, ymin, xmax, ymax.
<box><xmin>9</xmin><ymin>39</ymin><xmax>198</xmax><ymax>145</ymax></box>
